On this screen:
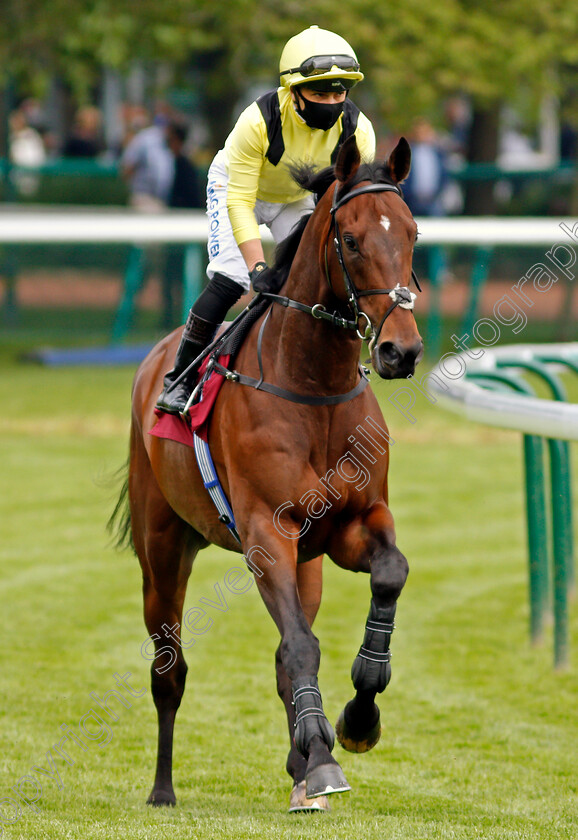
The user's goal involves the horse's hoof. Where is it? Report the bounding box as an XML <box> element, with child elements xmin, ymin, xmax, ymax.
<box><xmin>288</xmin><ymin>780</ymin><xmax>330</xmax><ymax>813</ymax></box>
<box><xmin>146</xmin><ymin>789</ymin><xmax>176</xmax><ymax>807</ymax></box>
<box><xmin>306</xmin><ymin>763</ymin><xmax>351</xmax><ymax>798</ymax></box>
<box><xmin>336</xmin><ymin>701</ymin><xmax>381</xmax><ymax>753</ymax></box>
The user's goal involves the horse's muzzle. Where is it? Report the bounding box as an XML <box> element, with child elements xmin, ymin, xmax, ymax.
<box><xmin>373</xmin><ymin>338</ymin><xmax>424</xmax><ymax>379</ymax></box>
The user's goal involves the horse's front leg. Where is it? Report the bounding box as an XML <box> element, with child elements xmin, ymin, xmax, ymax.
<box><xmin>244</xmin><ymin>522</ymin><xmax>350</xmax><ymax>800</ymax></box>
<box><xmin>273</xmin><ymin>556</ymin><xmax>333</xmax><ymax>812</ymax></box>
<box><xmin>332</xmin><ymin>503</ymin><xmax>409</xmax><ymax>753</ymax></box>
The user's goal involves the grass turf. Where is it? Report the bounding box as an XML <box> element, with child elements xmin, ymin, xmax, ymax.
<box><xmin>0</xmin><ymin>353</ymin><xmax>576</xmax><ymax>840</ymax></box>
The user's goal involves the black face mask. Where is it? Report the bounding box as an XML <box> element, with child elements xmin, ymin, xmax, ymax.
<box><xmin>294</xmin><ymin>89</ymin><xmax>344</xmax><ymax>131</ymax></box>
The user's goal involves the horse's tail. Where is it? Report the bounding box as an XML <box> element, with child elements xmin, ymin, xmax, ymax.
<box><xmin>107</xmin><ymin>460</ymin><xmax>134</xmax><ymax>553</ymax></box>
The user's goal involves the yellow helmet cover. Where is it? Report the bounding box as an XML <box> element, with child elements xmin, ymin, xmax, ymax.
<box><xmin>279</xmin><ymin>25</ymin><xmax>364</xmax><ymax>89</ymax></box>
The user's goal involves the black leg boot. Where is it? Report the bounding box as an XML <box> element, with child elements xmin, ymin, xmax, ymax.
<box><xmin>155</xmin><ymin>312</ymin><xmax>218</xmax><ymax>414</ymax></box>
<box><xmin>156</xmin><ymin>273</ymin><xmax>245</xmax><ymax>415</ymax></box>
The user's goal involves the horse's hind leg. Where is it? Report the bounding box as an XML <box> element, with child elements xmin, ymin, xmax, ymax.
<box><xmin>129</xmin><ymin>432</ymin><xmax>196</xmax><ymax>806</ymax></box>
<box><xmin>142</xmin><ymin>566</ymin><xmax>191</xmax><ymax>806</ymax></box>
<box><xmin>274</xmin><ymin>556</ymin><xmax>330</xmax><ymax>812</ymax></box>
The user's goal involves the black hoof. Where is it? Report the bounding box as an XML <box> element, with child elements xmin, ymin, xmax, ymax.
<box><xmin>146</xmin><ymin>789</ymin><xmax>176</xmax><ymax>807</ymax></box>
<box><xmin>306</xmin><ymin>763</ymin><xmax>351</xmax><ymax>799</ymax></box>
<box><xmin>336</xmin><ymin>700</ymin><xmax>381</xmax><ymax>753</ymax></box>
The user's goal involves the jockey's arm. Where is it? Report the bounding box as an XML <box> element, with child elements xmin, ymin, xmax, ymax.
<box><xmin>239</xmin><ymin>239</ymin><xmax>266</xmax><ymax>273</ymax></box>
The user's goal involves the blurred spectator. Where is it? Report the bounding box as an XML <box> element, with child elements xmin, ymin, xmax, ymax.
<box><xmin>119</xmin><ymin>109</ymin><xmax>176</xmax><ymax>330</ymax></box>
<box><xmin>9</xmin><ymin>106</ymin><xmax>46</xmax><ymax>196</ymax></box>
<box><xmin>9</xmin><ymin>107</ymin><xmax>46</xmax><ymax>167</ymax></box>
<box><xmin>63</xmin><ymin>106</ymin><xmax>104</xmax><ymax>158</ymax></box>
<box><xmin>118</xmin><ymin>104</ymin><xmax>150</xmax><ymax>153</ymax></box>
<box><xmin>120</xmin><ymin>114</ymin><xmax>174</xmax><ymax>211</ymax></box>
<box><xmin>161</xmin><ymin>121</ymin><xmax>204</xmax><ymax>330</ymax></box>
<box><xmin>403</xmin><ymin>118</ymin><xmax>449</xmax><ymax>217</ymax></box>
<box><xmin>403</xmin><ymin>118</ymin><xmax>451</xmax><ymax>288</ymax></box>
<box><xmin>443</xmin><ymin>96</ymin><xmax>470</xmax><ymax>159</ymax></box>
<box><xmin>166</xmin><ymin>122</ymin><xmax>202</xmax><ymax>209</ymax></box>
<box><xmin>499</xmin><ymin>127</ymin><xmax>534</xmax><ymax>168</ymax></box>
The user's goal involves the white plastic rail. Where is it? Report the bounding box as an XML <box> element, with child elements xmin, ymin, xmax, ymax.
<box><xmin>428</xmin><ymin>343</ymin><xmax>578</xmax><ymax>441</ymax></box>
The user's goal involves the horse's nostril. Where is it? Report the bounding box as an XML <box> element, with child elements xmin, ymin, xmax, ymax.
<box><xmin>378</xmin><ymin>342</ymin><xmax>402</xmax><ymax>367</ymax></box>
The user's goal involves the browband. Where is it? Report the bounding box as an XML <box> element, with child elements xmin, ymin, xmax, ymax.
<box><xmin>332</xmin><ymin>182</ymin><xmax>403</xmax><ymax>213</ymax></box>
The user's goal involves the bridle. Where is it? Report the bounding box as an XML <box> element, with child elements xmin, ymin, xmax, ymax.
<box><xmin>263</xmin><ymin>180</ymin><xmax>421</xmax><ymax>346</ymax></box>
<box><xmin>191</xmin><ymin>180</ymin><xmax>422</xmax><ymax>410</ymax></box>
<box><xmin>328</xmin><ymin>181</ymin><xmax>421</xmax><ymax>343</ymax></box>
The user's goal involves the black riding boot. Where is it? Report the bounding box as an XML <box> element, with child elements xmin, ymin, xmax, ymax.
<box><xmin>156</xmin><ymin>313</ymin><xmax>218</xmax><ymax>414</ymax></box>
<box><xmin>156</xmin><ymin>273</ymin><xmax>244</xmax><ymax>415</ymax></box>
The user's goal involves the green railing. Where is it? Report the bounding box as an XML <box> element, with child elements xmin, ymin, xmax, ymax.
<box><xmin>430</xmin><ymin>343</ymin><xmax>577</xmax><ymax>669</ymax></box>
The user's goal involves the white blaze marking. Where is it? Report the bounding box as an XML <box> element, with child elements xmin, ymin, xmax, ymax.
<box><xmin>380</xmin><ymin>215</ymin><xmax>391</xmax><ymax>231</ymax></box>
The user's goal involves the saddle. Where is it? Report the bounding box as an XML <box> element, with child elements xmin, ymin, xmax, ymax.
<box><xmin>150</xmin><ymin>297</ymin><xmax>274</xmax><ymax>544</ymax></box>
<box><xmin>151</xmin><ymin>295</ymin><xmax>271</xmax><ymax>446</ymax></box>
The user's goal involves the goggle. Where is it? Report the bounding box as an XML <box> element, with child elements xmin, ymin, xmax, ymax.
<box><xmin>299</xmin><ymin>78</ymin><xmax>356</xmax><ymax>92</ymax></box>
<box><xmin>281</xmin><ymin>54</ymin><xmax>360</xmax><ymax>77</ymax></box>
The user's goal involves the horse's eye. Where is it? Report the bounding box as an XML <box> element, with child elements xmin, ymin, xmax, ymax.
<box><xmin>343</xmin><ymin>234</ymin><xmax>358</xmax><ymax>252</ymax></box>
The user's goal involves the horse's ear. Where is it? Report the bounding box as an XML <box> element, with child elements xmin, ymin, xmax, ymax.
<box><xmin>335</xmin><ymin>135</ymin><xmax>361</xmax><ymax>184</ymax></box>
<box><xmin>386</xmin><ymin>136</ymin><xmax>411</xmax><ymax>184</ymax></box>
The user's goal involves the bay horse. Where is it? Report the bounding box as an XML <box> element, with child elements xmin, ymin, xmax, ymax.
<box><xmin>111</xmin><ymin>135</ymin><xmax>423</xmax><ymax>812</ymax></box>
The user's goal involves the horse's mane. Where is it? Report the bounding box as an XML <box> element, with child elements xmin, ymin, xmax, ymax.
<box><xmin>271</xmin><ymin>159</ymin><xmax>399</xmax><ymax>288</ymax></box>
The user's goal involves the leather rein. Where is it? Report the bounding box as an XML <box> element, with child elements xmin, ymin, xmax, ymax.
<box><xmin>206</xmin><ymin>181</ymin><xmax>421</xmax><ymax>408</ymax></box>
<box><xmin>263</xmin><ymin>180</ymin><xmax>421</xmax><ymax>343</ymax></box>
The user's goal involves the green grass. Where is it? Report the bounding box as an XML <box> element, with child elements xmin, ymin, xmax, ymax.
<box><xmin>0</xmin><ymin>351</ymin><xmax>577</xmax><ymax>840</ymax></box>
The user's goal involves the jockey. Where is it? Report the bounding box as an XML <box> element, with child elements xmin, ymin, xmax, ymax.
<box><xmin>157</xmin><ymin>25</ymin><xmax>376</xmax><ymax>414</ymax></box>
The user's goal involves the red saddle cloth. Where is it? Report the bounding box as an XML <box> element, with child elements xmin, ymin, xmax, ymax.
<box><xmin>150</xmin><ymin>353</ymin><xmax>231</xmax><ymax>446</ymax></box>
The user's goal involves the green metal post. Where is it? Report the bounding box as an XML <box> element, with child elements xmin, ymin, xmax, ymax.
<box><xmin>549</xmin><ymin>438</ymin><xmax>570</xmax><ymax>669</ymax></box>
<box><xmin>111</xmin><ymin>246</ymin><xmax>145</xmax><ymax>343</ymax></box>
<box><xmin>469</xmin><ymin>372</ymin><xmax>551</xmax><ymax>644</ymax></box>
<box><xmin>182</xmin><ymin>243</ymin><xmax>204</xmax><ymax>323</ymax></box>
<box><xmin>460</xmin><ymin>245</ymin><xmax>493</xmax><ymax>338</ymax></box>
<box><xmin>425</xmin><ymin>245</ymin><xmax>446</xmax><ymax>360</ymax></box>
<box><xmin>523</xmin><ymin>434</ymin><xmax>551</xmax><ymax>644</ymax></box>
<box><xmin>1</xmin><ymin>251</ymin><xmax>19</xmax><ymax>325</ymax></box>
<box><xmin>533</xmin><ymin>354</ymin><xmax>578</xmax><ymax>593</ymax></box>
<box><xmin>478</xmin><ymin>359</ymin><xmax>574</xmax><ymax>668</ymax></box>
<box><xmin>496</xmin><ymin>357</ymin><xmax>574</xmax><ymax>660</ymax></box>
<box><xmin>1</xmin><ymin>78</ymin><xmax>16</xmax><ymax>200</ymax></box>
<box><xmin>1</xmin><ymin>79</ymin><xmax>19</xmax><ymax>324</ymax></box>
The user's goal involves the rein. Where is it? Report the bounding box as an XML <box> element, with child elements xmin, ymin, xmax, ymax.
<box><xmin>261</xmin><ymin>181</ymin><xmax>421</xmax><ymax>342</ymax></box>
<box><xmin>200</xmin><ymin>180</ymin><xmax>420</xmax><ymax>410</ymax></box>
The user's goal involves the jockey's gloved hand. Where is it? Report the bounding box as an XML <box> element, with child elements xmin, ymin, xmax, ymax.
<box><xmin>249</xmin><ymin>261</ymin><xmax>273</xmax><ymax>293</ymax></box>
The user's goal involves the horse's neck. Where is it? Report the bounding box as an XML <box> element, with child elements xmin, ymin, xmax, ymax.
<box><xmin>270</xmin><ymin>222</ymin><xmax>360</xmax><ymax>392</ymax></box>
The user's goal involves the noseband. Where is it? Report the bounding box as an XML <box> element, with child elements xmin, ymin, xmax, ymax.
<box><xmin>329</xmin><ymin>182</ymin><xmax>421</xmax><ymax>342</ymax></box>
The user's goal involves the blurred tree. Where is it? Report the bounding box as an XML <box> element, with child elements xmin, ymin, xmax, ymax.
<box><xmin>291</xmin><ymin>0</ymin><xmax>578</xmax><ymax>212</ymax></box>
<box><xmin>2</xmin><ymin>0</ymin><xmax>578</xmax><ymax>210</ymax></box>
<box><xmin>0</xmin><ymin>0</ymin><xmax>276</xmax><ymax>152</ymax></box>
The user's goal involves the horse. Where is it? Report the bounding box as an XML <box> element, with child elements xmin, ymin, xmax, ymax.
<box><xmin>110</xmin><ymin>134</ymin><xmax>423</xmax><ymax>812</ymax></box>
